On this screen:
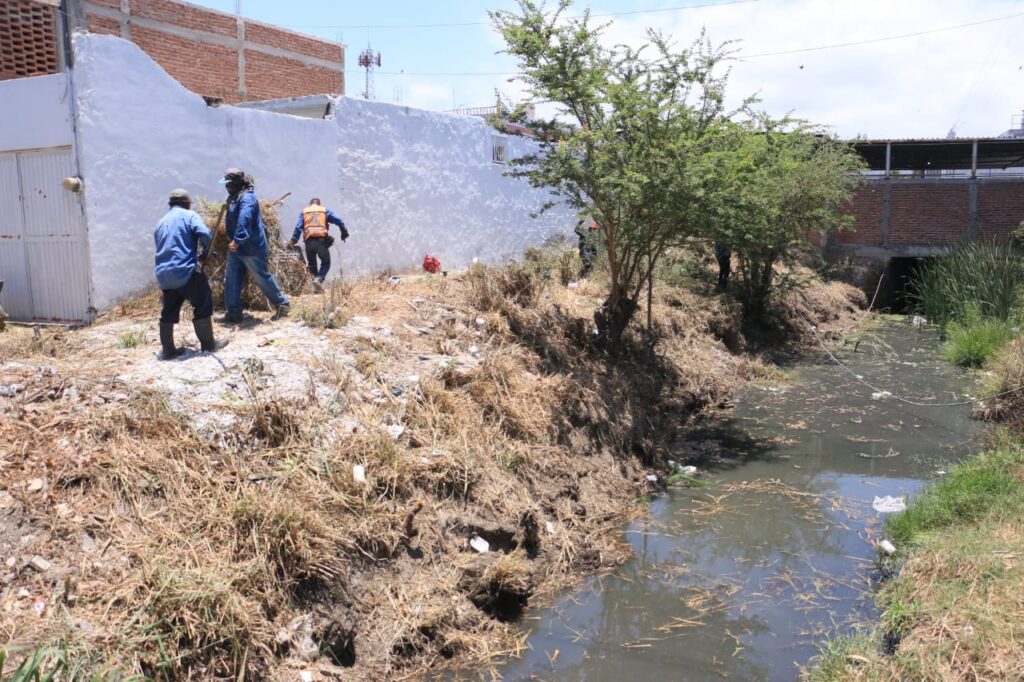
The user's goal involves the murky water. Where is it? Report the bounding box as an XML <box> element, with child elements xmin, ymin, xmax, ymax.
<box><xmin>497</xmin><ymin>317</ymin><xmax>983</xmax><ymax>681</ymax></box>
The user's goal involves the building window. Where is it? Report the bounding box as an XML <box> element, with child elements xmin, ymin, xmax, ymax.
<box><xmin>492</xmin><ymin>134</ymin><xmax>508</xmax><ymax>165</ymax></box>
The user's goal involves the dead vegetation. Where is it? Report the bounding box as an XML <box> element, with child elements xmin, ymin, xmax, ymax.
<box><xmin>197</xmin><ymin>199</ymin><xmax>313</xmax><ymax>311</ymax></box>
<box><xmin>0</xmin><ymin>245</ymin><xmax>863</xmax><ymax>679</ymax></box>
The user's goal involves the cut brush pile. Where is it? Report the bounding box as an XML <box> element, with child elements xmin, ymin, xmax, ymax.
<box><xmin>0</xmin><ymin>247</ymin><xmax>862</xmax><ymax>680</ymax></box>
<box><xmin>198</xmin><ymin>198</ymin><xmax>312</xmax><ymax>310</ymax></box>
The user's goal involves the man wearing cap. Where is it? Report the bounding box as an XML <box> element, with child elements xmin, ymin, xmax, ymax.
<box><xmin>219</xmin><ymin>168</ymin><xmax>291</xmax><ymax>322</ymax></box>
<box><xmin>288</xmin><ymin>197</ymin><xmax>348</xmax><ymax>290</ymax></box>
<box><xmin>153</xmin><ymin>189</ymin><xmax>228</xmax><ymax>359</ymax></box>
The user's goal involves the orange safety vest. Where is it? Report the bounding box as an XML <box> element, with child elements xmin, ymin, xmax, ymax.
<box><xmin>301</xmin><ymin>205</ymin><xmax>329</xmax><ymax>240</ymax></box>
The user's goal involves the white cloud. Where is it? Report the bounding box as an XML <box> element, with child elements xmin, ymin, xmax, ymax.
<box><xmin>418</xmin><ymin>0</ymin><xmax>1024</xmax><ymax>139</ymax></box>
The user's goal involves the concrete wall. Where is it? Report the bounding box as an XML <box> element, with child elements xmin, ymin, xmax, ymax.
<box><xmin>80</xmin><ymin>0</ymin><xmax>344</xmax><ymax>102</ymax></box>
<box><xmin>72</xmin><ymin>34</ymin><xmax>575</xmax><ymax>310</ymax></box>
<box><xmin>0</xmin><ymin>73</ymin><xmax>74</xmax><ymax>150</ymax></box>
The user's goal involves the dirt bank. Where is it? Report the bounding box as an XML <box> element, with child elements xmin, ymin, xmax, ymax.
<box><xmin>0</xmin><ymin>253</ymin><xmax>863</xmax><ymax>680</ymax></box>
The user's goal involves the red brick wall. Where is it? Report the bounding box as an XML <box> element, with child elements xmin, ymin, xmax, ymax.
<box><xmin>85</xmin><ymin>15</ymin><xmax>120</xmax><ymax>36</ymax></box>
<box><xmin>833</xmin><ymin>178</ymin><xmax>1024</xmax><ymax>248</ymax></box>
<box><xmin>244</xmin><ymin>49</ymin><xmax>342</xmax><ymax>101</ymax></box>
<box><xmin>76</xmin><ymin>0</ymin><xmax>344</xmax><ymax>103</ymax></box>
<box><xmin>977</xmin><ymin>183</ymin><xmax>1024</xmax><ymax>241</ymax></box>
<box><xmin>244</xmin><ymin>22</ymin><xmax>342</xmax><ymax>63</ymax></box>
<box><xmin>836</xmin><ymin>183</ymin><xmax>885</xmax><ymax>246</ymax></box>
<box><xmin>131</xmin><ymin>0</ymin><xmax>236</xmax><ymax>37</ymax></box>
<box><xmin>888</xmin><ymin>183</ymin><xmax>970</xmax><ymax>245</ymax></box>
<box><xmin>132</xmin><ymin>24</ymin><xmax>237</xmax><ymax>100</ymax></box>
<box><xmin>0</xmin><ymin>0</ymin><xmax>59</xmax><ymax>80</ymax></box>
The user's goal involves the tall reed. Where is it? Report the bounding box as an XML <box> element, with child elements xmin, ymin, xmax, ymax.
<box><xmin>910</xmin><ymin>242</ymin><xmax>1022</xmax><ymax>327</ymax></box>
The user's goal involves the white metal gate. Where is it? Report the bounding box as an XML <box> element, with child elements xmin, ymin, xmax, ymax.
<box><xmin>0</xmin><ymin>147</ymin><xmax>91</xmax><ymax>323</ymax></box>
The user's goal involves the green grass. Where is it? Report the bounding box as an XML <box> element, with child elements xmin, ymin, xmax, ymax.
<box><xmin>886</xmin><ymin>444</ymin><xmax>1024</xmax><ymax>545</ymax></box>
<box><xmin>117</xmin><ymin>328</ymin><xmax>147</xmax><ymax>349</ymax></box>
<box><xmin>940</xmin><ymin>314</ymin><xmax>1016</xmax><ymax>368</ymax></box>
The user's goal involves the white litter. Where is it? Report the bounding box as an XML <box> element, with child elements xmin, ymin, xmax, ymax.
<box><xmin>406</xmin><ymin>374</ymin><xmax>420</xmax><ymax>384</ymax></box>
<box><xmin>352</xmin><ymin>464</ymin><xmax>366</xmax><ymax>484</ymax></box>
<box><xmin>300</xmin><ymin>671</ymin><xmax>314</xmax><ymax>682</ymax></box>
<box><xmin>679</xmin><ymin>465</ymin><xmax>698</xmax><ymax>475</ymax></box>
<box><xmin>386</xmin><ymin>424</ymin><xmax>406</xmax><ymax>440</ymax></box>
<box><xmin>871</xmin><ymin>391</ymin><xmax>893</xmax><ymax>401</ymax></box>
<box><xmin>475</xmin><ymin>317</ymin><xmax>485</xmax><ymax>326</ymax></box>
<box><xmin>567</xmin><ymin>281</ymin><xmax>579</xmax><ymax>288</ymax></box>
<box><xmin>469</xmin><ymin>536</ymin><xmax>490</xmax><ymax>553</ymax></box>
<box><xmin>878</xmin><ymin>539</ymin><xmax>897</xmax><ymax>555</ymax></box>
<box><xmin>545</xmin><ymin>521</ymin><xmax>556</xmax><ymax>535</ymax></box>
<box><xmin>645</xmin><ymin>474</ymin><xmax>658</xmax><ymax>482</ymax></box>
<box><xmin>468</xmin><ymin>345</ymin><xmax>480</xmax><ymax>355</ymax></box>
<box><xmin>872</xmin><ymin>495</ymin><xmax>907</xmax><ymax>513</ymax></box>
<box><xmin>935</xmin><ymin>470</ymin><xmax>947</xmax><ymax>476</ymax></box>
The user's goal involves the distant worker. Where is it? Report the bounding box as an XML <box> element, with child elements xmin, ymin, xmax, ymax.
<box><xmin>289</xmin><ymin>197</ymin><xmax>349</xmax><ymax>290</ymax></box>
<box><xmin>153</xmin><ymin>189</ymin><xmax>228</xmax><ymax>360</ymax></box>
<box><xmin>714</xmin><ymin>243</ymin><xmax>731</xmax><ymax>289</ymax></box>
<box><xmin>575</xmin><ymin>218</ymin><xmax>601</xmax><ymax>278</ymax></box>
<box><xmin>219</xmin><ymin>168</ymin><xmax>291</xmax><ymax>322</ymax></box>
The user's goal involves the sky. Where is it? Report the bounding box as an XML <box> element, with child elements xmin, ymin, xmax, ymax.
<box><xmin>190</xmin><ymin>0</ymin><xmax>1024</xmax><ymax>139</ymax></box>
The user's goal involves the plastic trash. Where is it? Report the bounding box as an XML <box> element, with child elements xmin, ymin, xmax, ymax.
<box><xmin>387</xmin><ymin>275</ymin><xmax>401</xmax><ymax>285</ymax></box>
<box><xmin>935</xmin><ymin>470</ymin><xmax>947</xmax><ymax>476</ymax></box>
<box><xmin>386</xmin><ymin>424</ymin><xmax>406</xmax><ymax>440</ymax></box>
<box><xmin>352</xmin><ymin>464</ymin><xmax>366</xmax><ymax>484</ymax></box>
<box><xmin>645</xmin><ymin>474</ymin><xmax>658</xmax><ymax>482</ymax></box>
<box><xmin>679</xmin><ymin>465</ymin><xmax>698</xmax><ymax>475</ymax></box>
<box><xmin>468</xmin><ymin>345</ymin><xmax>480</xmax><ymax>355</ymax></box>
<box><xmin>872</xmin><ymin>495</ymin><xmax>906</xmax><ymax>513</ymax></box>
<box><xmin>567</xmin><ymin>281</ymin><xmax>579</xmax><ymax>288</ymax></box>
<box><xmin>475</xmin><ymin>317</ymin><xmax>485</xmax><ymax>326</ymax></box>
<box><xmin>878</xmin><ymin>539</ymin><xmax>897</xmax><ymax>555</ymax></box>
<box><xmin>300</xmin><ymin>672</ymin><xmax>313</xmax><ymax>682</ymax></box>
<box><xmin>871</xmin><ymin>391</ymin><xmax>892</xmax><ymax>401</ymax></box>
<box><xmin>545</xmin><ymin>521</ymin><xmax>556</xmax><ymax>535</ymax></box>
<box><xmin>32</xmin><ymin>599</ymin><xmax>45</xmax><ymax>616</ymax></box>
<box><xmin>469</xmin><ymin>536</ymin><xmax>490</xmax><ymax>553</ymax></box>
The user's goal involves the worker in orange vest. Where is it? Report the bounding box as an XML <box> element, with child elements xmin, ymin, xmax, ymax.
<box><xmin>289</xmin><ymin>198</ymin><xmax>348</xmax><ymax>289</ymax></box>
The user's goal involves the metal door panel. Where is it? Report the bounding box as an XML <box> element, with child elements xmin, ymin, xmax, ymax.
<box><xmin>20</xmin><ymin>148</ymin><xmax>83</xmax><ymax>239</ymax></box>
<box><xmin>0</xmin><ymin>153</ymin><xmax>31</xmax><ymax>319</ymax></box>
<box><xmin>25</xmin><ymin>241</ymin><xmax>90</xmax><ymax>322</ymax></box>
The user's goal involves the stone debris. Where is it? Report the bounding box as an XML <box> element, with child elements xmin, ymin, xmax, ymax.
<box><xmin>27</xmin><ymin>556</ymin><xmax>52</xmax><ymax>572</ymax></box>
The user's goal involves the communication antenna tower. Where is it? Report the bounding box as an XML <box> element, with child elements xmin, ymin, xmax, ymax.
<box><xmin>358</xmin><ymin>44</ymin><xmax>381</xmax><ymax>100</ymax></box>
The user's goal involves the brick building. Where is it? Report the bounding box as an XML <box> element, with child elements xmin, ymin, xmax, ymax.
<box><xmin>0</xmin><ymin>0</ymin><xmax>344</xmax><ymax>102</ymax></box>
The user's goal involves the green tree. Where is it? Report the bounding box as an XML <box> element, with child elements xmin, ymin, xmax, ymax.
<box><xmin>491</xmin><ymin>0</ymin><xmax>733</xmax><ymax>347</ymax></box>
<box><xmin>706</xmin><ymin>115</ymin><xmax>864</xmax><ymax>318</ymax></box>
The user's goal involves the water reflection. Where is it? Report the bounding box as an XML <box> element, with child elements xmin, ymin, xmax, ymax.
<box><xmin>493</xmin><ymin>320</ymin><xmax>983</xmax><ymax>681</ymax></box>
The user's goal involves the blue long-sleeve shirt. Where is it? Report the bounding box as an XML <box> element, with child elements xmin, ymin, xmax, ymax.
<box><xmin>226</xmin><ymin>191</ymin><xmax>268</xmax><ymax>257</ymax></box>
<box><xmin>291</xmin><ymin>208</ymin><xmax>346</xmax><ymax>243</ymax></box>
<box><xmin>154</xmin><ymin>206</ymin><xmax>212</xmax><ymax>290</ymax></box>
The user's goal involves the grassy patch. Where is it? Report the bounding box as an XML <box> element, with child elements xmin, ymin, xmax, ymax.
<box><xmin>117</xmin><ymin>328</ymin><xmax>148</xmax><ymax>349</ymax></box>
<box><xmin>911</xmin><ymin>242</ymin><xmax>1023</xmax><ymax>327</ymax></box>
<box><xmin>886</xmin><ymin>444</ymin><xmax>1023</xmax><ymax>544</ymax></box>
<box><xmin>940</xmin><ymin>313</ymin><xmax>1016</xmax><ymax>368</ymax></box>
<box><xmin>809</xmin><ymin>441</ymin><xmax>1024</xmax><ymax>681</ymax></box>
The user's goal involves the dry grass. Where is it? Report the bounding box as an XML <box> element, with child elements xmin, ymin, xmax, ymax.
<box><xmin>197</xmin><ymin>199</ymin><xmax>312</xmax><ymax>310</ymax></box>
<box><xmin>0</xmin><ymin>245</ymin><xmax>864</xmax><ymax>679</ymax></box>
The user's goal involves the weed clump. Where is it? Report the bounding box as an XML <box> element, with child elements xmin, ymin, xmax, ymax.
<box><xmin>941</xmin><ymin>309</ymin><xmax>1016</xmax><ymax>368</ymax></box>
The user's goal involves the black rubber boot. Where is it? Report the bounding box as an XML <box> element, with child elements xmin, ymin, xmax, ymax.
<box><xmin>158</xmin><ymin>322</ymin><xmax>184</xmax><ymax>360</ymax></box>
<box><xmin>193</xmin><ymin>317</ymin><xmax>228</xmax><ymax>352</ymax></box>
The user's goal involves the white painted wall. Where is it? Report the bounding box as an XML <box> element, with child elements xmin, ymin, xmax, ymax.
<box><xmin>71</xmin><ymin>33</ymin><xmax>575</xmax><ymax>310</ymax></box>
<box><xmin>0</xmin><ymin>73</ymin><xmax>74</xmax><ymax>151</ymax></box>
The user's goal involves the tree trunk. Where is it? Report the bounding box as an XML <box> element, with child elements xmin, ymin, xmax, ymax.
<box><xmin>595</xmin><ymin>282</ymin><xmax>639</xmax><ymax>349</ymax></box>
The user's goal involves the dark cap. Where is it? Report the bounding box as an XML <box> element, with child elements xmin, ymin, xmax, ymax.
<box><xmin>169</xmin><ymin>188</ymin><xmax>190</xmax><ymax>202</ymax></box>
<box><xmin>218</xmin><ymin>168</ymin><xmax>245</xmax><ymax>185</ymax></box>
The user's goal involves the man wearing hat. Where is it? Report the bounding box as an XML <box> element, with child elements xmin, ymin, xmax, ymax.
<box><xmin>219</xmin><ymin>168</ymin><xmax>291</xmax><ymax>322</ymax></box>
<box><xmin>153</xmin><ymin>189</ymin><xmax>228</xmax><ymax>359</ymax></box>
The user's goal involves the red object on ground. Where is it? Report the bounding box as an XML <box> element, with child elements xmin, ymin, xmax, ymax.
<box><xmin>422</xmin><ymin>256</ymin><xmax>441</xmax><ymax>274</ymax></box>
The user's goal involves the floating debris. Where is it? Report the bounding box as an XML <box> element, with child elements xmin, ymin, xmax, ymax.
<box><xmin>872</xmin><ymin>495</ymin><xmax>906</xmax><ymax>513</ymax></box>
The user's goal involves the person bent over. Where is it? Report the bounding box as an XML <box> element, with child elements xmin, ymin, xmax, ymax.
<box><xmin>154</xmin><ymin>188</ymin><xmax>228</xmax><ymax>359</ymax></box>
<box><xmin>219</xmin><ymin>168</ymin><xmax>291</xmax><ymax>322</ymax></box>
<box><xmin>289</xmin><ymin>197</ymin><xmax>348</xmax><ymax>290</ymax></box>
